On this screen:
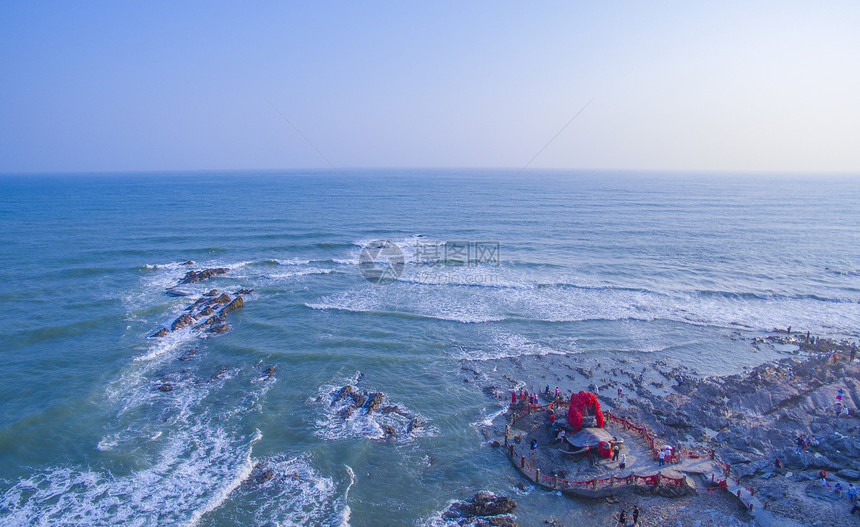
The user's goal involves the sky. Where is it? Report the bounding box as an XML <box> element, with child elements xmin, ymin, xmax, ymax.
<box><xmin>1</xmin><ymin>1</ymin><xmax>859</xmax><ymax>174</ymax></box>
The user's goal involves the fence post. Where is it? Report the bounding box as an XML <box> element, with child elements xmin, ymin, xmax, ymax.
<box><xmin>610</xmin><ymin>475</ymin><xmax>615</xmax><ymax>487</ymax></box>
<box><xmin>536</xmin><ymin>469</ymin><xmax>541</xmax><ymax>484</ymax></box>
<box><xmin>521</xmin><ymin>455</ymin><xmax>525</xmax><ymax>469</ymax></box>
<box><xmin>553</xmin><ymin>476</ymin><xmax>558</xmax><ymax>489</ymax></box>
<box><xmin>504</xmin><ymin>425</ymin><xmax>509</xmax><ymax>446</ymax></box>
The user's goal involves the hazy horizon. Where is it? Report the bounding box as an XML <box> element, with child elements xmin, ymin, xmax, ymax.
<box><xmin>2</xmin><ymin>1</ymin><xmax>859</xmax><ymax>174</ymax></box>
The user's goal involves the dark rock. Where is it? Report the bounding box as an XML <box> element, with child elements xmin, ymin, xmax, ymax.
<box><xmin>208</xmin><ymin>323</ymin><xmax>229</xmax><ymax>333</ymax></box>
<box><xmin>651</xmin><ymin>483</ymin><xmax>695</xmax><ymax>498</ymax></box>
<box><xmin>158</xmin><ymin>383</ymin><xmax>173</xmax><ymax>392</ymax></box>
<box><xmin>339</xmin><ymin>405</ymin><xmax>356</xmax><ymax>419</ymax></box>
<box><xmin>236</xmin><ymin>288</ymin><xmax>254</xmax><ymax>295</ymax></box>
<box><xmin>213</xmin><ymin>293</ymin><xmax>231</xmax><ymax>305</ymax></box>
<box><xmin>151</xmin><ymin>328</ymin><xmax>170</xmax><ymax>338</ymax></box>
<box><xmin>196</xmin><ymin>315</ymin><xmax>220</xmax><ymax>329</ymax></box>
<box><xmin>721</xmin><ymin>450</ymin><xmax>752</xmax><ymax>465</ymax></box>
<box><xmin>363</xmin><ymin>392</ymin><xmax>384</xmax><ymax>413</ymax></box>
<box><xmin>180</xmin><ymin>268</ymin><xmax>229</xmax><ymax>284</ymax></box>
<box><xmin>204</xmin><ymin>289</ymin><xmax>219</xmax><ymax>297</ymax></box>
<box><xmin>382</xmin><ymin>424</ymin><xmax>397</xmax><ymax>437</ymax></box>
<box><xmin>171</xmin><ymin>314</ymin><xmax>195</xmax><ymax>331</ymax></box>
<box><xmin>209</xmin><ymin>367</ymin><xmax>227</xmax><ymax>382</ymax></box>
<box><xmin>491</xmin><ymin>440</ymin><xmax>501</xmax><ymax>448</ymax></box>
<box><xmin>178</xmin><ymin>348</ymin><xmax>197</xmax><ymax>361</ymax></box>
<box><xmin>838</xmin><ymin>469</ymin><xmax>860</xmax><ymax>481</ymax></box>
<box><xmin>351</xmin><ymin>393</ymin><xmax>366</xmax><ymax>408</ymax></box>
<box><xmin>181</xmin><ymin>260</ymin><xmax>194</xmax><ymax>265</ymax></box>
<box><xmin>332</xmin><ymin>386</ymin><xmax>353</xmax><ymax>405</ymax></box>
<box><xmin>806</xmin><ymin>482</ymin><xmax>841</xmax><ymax>501</ymax></box>
<box><xmin>407</xmin><ymin>418</ymin><xmax>422</xmax><ymax>434</ymax></box>
<box><xmin>248</xmin><ymin>463</ymin><xmax>274</xmax><ymax>485</ymax></box>
<box><xmin>443</xmin><ymin>492</ymin><xmax>517</xmax><ymax>520</ymax></box>
<box><xmin>381</xmin><ymin>406</ymin><xmax>400</xmax><ymax>415</ymax></box>
<box><xmin>198</xmin><ymin>306</ymin><xmax>214</xmax><ymax>317</ymax></box>
<box><xmin>757</xmin><ymin>484</ymin><xmax>786</xmax><ymax>501</ymax></box>
<box><xmin>185</xmin><ymin>298</ymin><xmax>208</xmax><ymax>311</ymax></box>
<box><xmin>265</xmin><ymin>366</ymin><xmax>275</xmax><ymax>378</ymax></box>
<box><xmin>218</xmin><ymin>296</ymin><xmax>244</xmax><ymax>318</ymax></box>
<box><xmin>476</xmin><ymin>518</ymin><xmax>518</xmax><ymax>527</ymax></box>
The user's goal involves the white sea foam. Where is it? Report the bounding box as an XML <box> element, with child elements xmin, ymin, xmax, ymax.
<box><xmin>276</xmin><ymin>258</ymin><xmax>312</xmax><ymax>266</ymax></box>
<box><xmin>265</xmin><ymin>268</ymin><xmax>335</xmax><ymax>280</ymax></box>
<box><xmin>183</xmin><ymin>429</ymin><xmax>262</xmax><ymax>527</ymax></box>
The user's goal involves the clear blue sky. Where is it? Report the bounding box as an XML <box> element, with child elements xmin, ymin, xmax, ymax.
<box><xmin>2</xmin><ymin>1</ymin><xmax>859</xmax><ymax>173</ymax></box>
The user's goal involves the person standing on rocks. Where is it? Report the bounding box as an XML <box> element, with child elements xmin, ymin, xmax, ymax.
<box><xmin>632</xmin><ymin>504</ymin><xmax>640</xmax><ymax>525</ymax></box>
<box><xmin>658</xmin><ymin>449</ymin><xmax>665</xmax><ymax>466</ymax></box>
<box><xmin>616</xmin><ymin>508</ymin><xmax>626</xmax><ymax>526</ymax></box>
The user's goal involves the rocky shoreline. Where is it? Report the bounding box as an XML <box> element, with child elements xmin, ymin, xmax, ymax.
<box><xmin>469</xmin><ymin>333</ymin><xmax>859</xmax><ymax>527</ymax></box>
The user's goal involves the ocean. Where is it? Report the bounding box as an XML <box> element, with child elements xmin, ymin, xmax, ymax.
<box><xmin>0</xmin><ymin>170</ymin><xmax>858</xmax><ymax>525</ymax></box>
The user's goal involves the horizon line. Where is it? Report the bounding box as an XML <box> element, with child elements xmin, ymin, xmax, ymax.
<box><xmin>1</xmin><ymin>166</ymin><xmax>860</xmax><ymax>178</ymax></box>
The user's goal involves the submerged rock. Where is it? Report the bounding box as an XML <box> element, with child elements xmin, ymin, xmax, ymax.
<box><xmin>407</xmin><ymin>418</ymin><xmax>422</xmax><ymax>434</ymax></box>
<box><xmin>178</xmin><ymin>348</ymin><xmax>197</xmax><ymax>361</ymax></box>
<box><xmin>208</xmin><ymin>323</ymin><xmax>229</xmax><ymax>333</ymax></box>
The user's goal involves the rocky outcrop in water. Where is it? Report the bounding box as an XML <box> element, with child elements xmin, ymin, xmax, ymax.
<box><xmin>171</xmin><ymin>314</ymin><xmax>194</xmax><ymax>331</ymax></box>
<box><xmin>364</xmin><ymin>392</ymin><xmax>384</xmax><ymax>413</ymax></box>
<box><xmin>326</xmin><ymin>383</ymin><xmax>425</xmax><ymax>438</ymax></box>
<box><xmin>151</xmin><ymin>328</ymin><xmax>170</xmax><ymax>338</ymax></box>
<box><xmin>218</xmin><ymin>296</ymin><xmax>244</xmax><ymax>318</ymax></box>
<box><xmin>179</xmin><ymin>268</ymin><xmax>229</xmax><ymax>284</ymax></box>
<box><xmin>441</xmin><ymin>492</ymin><xmax>518</xmax><ymax>527</ymax></box>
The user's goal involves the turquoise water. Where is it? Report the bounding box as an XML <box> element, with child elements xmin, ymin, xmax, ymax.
<box><xmin>0</xmin><ymin>170</ymin><xmax>858</xmax><ymax>525</ymax></box>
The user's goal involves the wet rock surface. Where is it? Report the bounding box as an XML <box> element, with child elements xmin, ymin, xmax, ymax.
<box><xmin>441</xmin><ymin>492</ymin><xmax>518</xmax><ymax>527</ymax></box>
<box><xmin>179</xmin><ymin>267</ymin><xmax>229</xmax><ymax>284</ymax></box>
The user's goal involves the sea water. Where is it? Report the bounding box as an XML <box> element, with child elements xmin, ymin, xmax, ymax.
<box><xmin>0</xmin><ymin>170</ymin><xmax>858</xmax><ymax>525</ymax></box>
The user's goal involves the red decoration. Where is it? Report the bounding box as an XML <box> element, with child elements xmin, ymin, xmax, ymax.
<box><xmin>566</xmin><ymin>391</ymin><xmax>604</xmax><ymax>431</ymax></box>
